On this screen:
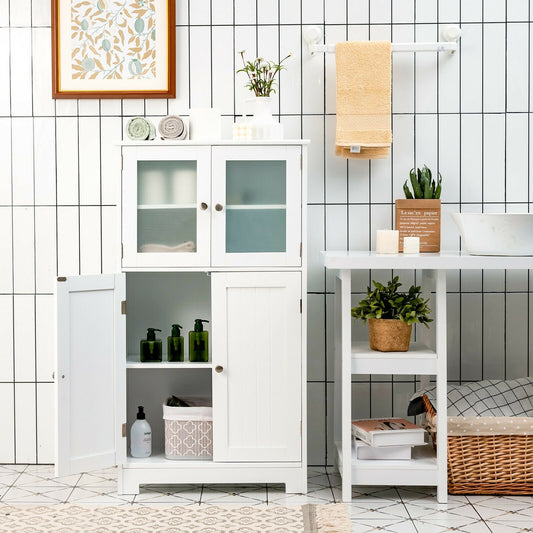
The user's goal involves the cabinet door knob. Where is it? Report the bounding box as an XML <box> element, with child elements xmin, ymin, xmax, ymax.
<box><xmin>200</xmin><ymin>202</ymin><xmax>208</xmax><ymax>211</ymax></box>
<box><xmin>215</xmin><ymin>365</ymin><xmax>224</xmax><ymax>373</ymax></box>
<box><xmin>215</xmin><ymin>203</ymin><xmax>224</xmax><ymax>212</ymax></box>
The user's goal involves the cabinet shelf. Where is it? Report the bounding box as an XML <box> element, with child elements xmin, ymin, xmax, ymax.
<box><xmin>352</xmin><ymin>342</ymin><xmax>437</xmax><ymax>375</ymax></box>
<box><xmin>225</xmin><ymin>204</ymin><xmax>286</xmax><ymax>210</ymax></box>
<box><xmin>336</xmin><ymin>441</ymin><xmax>437</xmax><ymax>486</ymax></box>
<box><xmin>126</xmin><ymin>354</ymin><xmax>212</xmax><ymax>369</ymax></box>
<box><xmin>126</xmin><ymin>453</ymin><xmax>213</xmax><ymax>466</ymax></box>
<box><xmin>137</xmin><ymin>204</ymin><xmax>196</xmax><ymax>210</ymax></box>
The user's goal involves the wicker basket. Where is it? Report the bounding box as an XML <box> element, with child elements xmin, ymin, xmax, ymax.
<box><xmin>423</xmin><ymin>395</ymin><xmax>533</xmax><ymax>494</ymax></box>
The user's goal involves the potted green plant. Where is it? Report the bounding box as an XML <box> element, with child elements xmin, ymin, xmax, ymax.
<box><xmin>351</xmin><ymin>277</ymin><xmax>432</xmax><ymax>352</ymax></box>
<box><xmin>237</xmin><ymin>51</ymin><xmax>291</xmax><ymax>134</ymax></box>
<box><xmin>395</xmin><ymin>165</ymin><xmax>442</xmax><ymax>252</ymax></box>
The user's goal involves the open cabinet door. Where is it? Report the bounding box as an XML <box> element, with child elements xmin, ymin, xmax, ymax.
<box><xmin>56</xmin><ymin>274</ymin><xmax>126</xmax><ymax>477</ymax></box>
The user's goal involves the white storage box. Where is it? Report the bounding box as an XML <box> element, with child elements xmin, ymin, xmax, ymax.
<box><xmin>163</xmin><ymin>398</ymin><xmax>213</xmax><ymax>460</ymax></box>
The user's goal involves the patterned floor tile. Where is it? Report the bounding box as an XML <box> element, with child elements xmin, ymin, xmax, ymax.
<box><xmin>1</xmin><ymin>486</ymin><xmax>73</xmax><ymax>504</ymax></box>
<box><xmin>485</xmin><ymin>520</ymin><xmax>533</xmax><ymax>532</ymax></box>
<box><xmin>472</xmin><ymin>498</ymin><xmax>533</xmax><ymax>521</ymax></box>
<box><xmin>348</xmin><ymin>500</ymin><xmax>410</xmax><ymax>520</ymax></box>
<box><xmin>200</xmin><ymin>488</ymin><xmax>266</xmax><ymax>505</ymax></box>
<box><xmin>411</xmin><ymin>517</ymin><xmax>492</xmax><ymax>532</ymax></box>
<box><xmin>351</xmin><ymin>518</ymin><xmax>418</xmax><ymax>533</ymax></box>
<box><xmin>133</xmin><ymin>491</ymin><xmax>199</xmax><ymax>504</ymax></box>
<box><xmin>67</xmin><ymin>487</ymin><xmax>135</xmax><ymax>504</ymax></box>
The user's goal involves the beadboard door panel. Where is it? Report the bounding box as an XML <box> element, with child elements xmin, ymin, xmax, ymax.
<box><xmin>212</xmin><ymin>272</ymin><xmax>302</xmax><ymax>463</ymax></box>
<box><xmin>56</xmin><ymin>274</ymin><xmax>126</xmax><ymax>476</ymax></box>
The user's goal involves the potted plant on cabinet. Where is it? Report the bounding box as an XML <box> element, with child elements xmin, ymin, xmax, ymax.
<box><xmin>352</xmin><ymin>277</ymin><xmax>432</xmax><ymax>352</ymax></box>
<box><xmin>236</xmin><ymin>50</ymin><xmax>291</xmax><ymax>139</ymax></box>
<box><xmin>395</xmin><ymin>165</ymin><xmax>442</xmax><ymax>252</ymax></box>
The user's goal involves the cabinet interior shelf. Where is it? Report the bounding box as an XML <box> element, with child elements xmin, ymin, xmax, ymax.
<box><xmin>225</xmin><ymin>204</ymin><xmax>286</xmax><ymax>210</ymax></box>
<box><xmin>137</xmin><ymin>204</ymin><xmax>196</xmax><ymax>210</ymax></box>
<box><xmin>351</xmin><ymin>341</ymin><xmax>437</xmax><ymax>375</ymax></box>
<box><xmin>336</xmin><ymin>441</ymin><xmax>437</xmax><ymax>486</ymax></box>
<box><xmin>126</xmin><ymin>354</ymin><xmax>212</xmax><ymax>369</ymax></box>
<box><xmin>126</xmin><ymin>453</ymin><xmax>213</xmax><ymax>466</ymax></box>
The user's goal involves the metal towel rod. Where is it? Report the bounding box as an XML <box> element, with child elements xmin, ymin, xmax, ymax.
<box><xmin>303</xmin><ymin>25</ymin><xmax>461</xmax><ymax>56</ymax></box>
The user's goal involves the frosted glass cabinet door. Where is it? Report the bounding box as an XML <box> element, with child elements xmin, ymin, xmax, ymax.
<box><xmin>122</xmin><ymin>146</ymin><xmax>211</xmax><ymax>268</ymax></box>
<box><xmin>211</xmin><ymin>146</ymin><xmax>302</xmax><ymax>267</ymax></box>
<box><xmin>211</xmin><ymin>272</ymin><xmax>302</xmax><ymax>462</ymax></box>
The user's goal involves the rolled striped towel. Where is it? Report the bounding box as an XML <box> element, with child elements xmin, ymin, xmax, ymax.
<box><xmin>158</xmin><ymin>115</ymin><xmax>187</xmax><ymax>140</ymax></box>
<box><xmin>126</xmin><ymin>117</ymin><xmax>156</xmax><ymax>141</ymax></box>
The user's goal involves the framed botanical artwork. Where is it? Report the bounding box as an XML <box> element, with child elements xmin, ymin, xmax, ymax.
<box><xmin>52</xmin><ymin>0</ymin><xmax>175</xmax><ymax>99</ymax></box>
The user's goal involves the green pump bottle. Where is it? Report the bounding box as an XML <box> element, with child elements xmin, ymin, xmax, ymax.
<box><xmin>140</xmin><ymin>328</ymin><xmax>162</xmax><ymax>362</ymax></box>
<box><xmin>189</xmin><ymin>319</ymin><xmax>209</xmax><ymax>362</ymax></box>
<box><xmin>167</xmin><ymin>324</ymin><xmax>184</xmax><ymax>362</ymax></box>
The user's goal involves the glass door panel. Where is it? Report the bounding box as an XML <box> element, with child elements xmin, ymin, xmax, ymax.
<box><xmin>225</xmin><ymin>160</ymin><xmax>287</xmax><ymax>254</ymax></box>
<box><xmin>137</xmin><ymin>160</ymin><xmax>197</xmax><ymax>254</ymax></box>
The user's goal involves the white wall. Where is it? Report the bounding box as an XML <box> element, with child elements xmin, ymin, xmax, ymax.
<box><xmin>1</xmin><ymin>0</ymin><xmax>532</xmax><ymax>465</ymax></box>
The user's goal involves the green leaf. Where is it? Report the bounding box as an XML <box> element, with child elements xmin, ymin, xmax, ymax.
<box><xmin>134</xmin><ymin>18</ymin><xmax>145</xmax><ymax>34</ymax></box>
<box><xmin>403</xmin><ymin>180</ymin><xmax>414</xmax><ymax>199</ymax></box>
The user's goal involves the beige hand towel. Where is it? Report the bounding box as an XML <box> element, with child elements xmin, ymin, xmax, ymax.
<box><xmin>335</xmin><ymin>41</ymin><xmax>392</xmax><ymax>159</ymax></box>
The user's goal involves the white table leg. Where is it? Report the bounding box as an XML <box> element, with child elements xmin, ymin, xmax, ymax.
<box><xmin>420</xmin><ymin>270</ymin><xmax>434</xmax><ymax>390</ymax></box>
<box><xmin>435</xmin><ymin>269</ymin><xmax>448</xmax><ymax>504</ymax></box>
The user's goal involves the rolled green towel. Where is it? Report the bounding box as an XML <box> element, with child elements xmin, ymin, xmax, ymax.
<box><xmin>158</xmin><ymin>115</ymin><xmax>187</xmax><ymax>140</ymax></box>
<box><xmin>126</xmin><ymin>116</ymin><xmax>156</xmax><ymax>141</ymax></box>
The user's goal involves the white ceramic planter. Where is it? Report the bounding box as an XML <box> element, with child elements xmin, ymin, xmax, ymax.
<box><xmin>452</xmin><ymin>213</ymin><xmax>533</xmax><ymax>256</ymax></box>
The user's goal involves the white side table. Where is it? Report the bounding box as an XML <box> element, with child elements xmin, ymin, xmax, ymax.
<box><xmin>323</xmin><ymin>251</ymin><xmax>533</xmax><ymax>504</ymax></box>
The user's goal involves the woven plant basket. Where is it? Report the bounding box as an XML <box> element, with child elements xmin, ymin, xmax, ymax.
<box><xmin>368</xmin><ymin>318</ymin><xmax>412</xmax><ymax>352</ymax></box>
<box><xmin>423</xmin><ymin>395</ymin><xmax>533</xmax><ymax>495</ymax></box>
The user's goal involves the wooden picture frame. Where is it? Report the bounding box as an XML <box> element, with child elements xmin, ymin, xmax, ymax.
<box><xmin>52</xmin><ymin>0</ymin><xmax>175</xmax><ymax>99</ymax></box>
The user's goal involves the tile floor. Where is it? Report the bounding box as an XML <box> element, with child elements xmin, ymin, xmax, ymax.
<box><xmin>0</xmin><ymin>464</ymin><xmax>532</xmax><ymax>532</ymax></box>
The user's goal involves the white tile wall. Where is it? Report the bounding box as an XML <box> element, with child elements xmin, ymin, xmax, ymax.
<box><xmin>1</xmin><ymin>0</ymin><xmax>532</xmax><ymax>466</ymax></box>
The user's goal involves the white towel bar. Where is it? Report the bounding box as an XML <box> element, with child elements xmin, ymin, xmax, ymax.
<box><xmin>303</xmin><ymin>25</ymin><xmax>461</xmax><ymax>56</ymax></box>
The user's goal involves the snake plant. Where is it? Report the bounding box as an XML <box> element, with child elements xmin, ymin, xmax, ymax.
<box><xmin>403</xmin><ymin>165</ymin><xmax>442</xmax><ymax>200</ymax></box>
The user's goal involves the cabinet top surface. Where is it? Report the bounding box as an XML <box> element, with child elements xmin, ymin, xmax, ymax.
<box><xmin>119</xmin><ymin>139</ymin><xmax>310</xmax><ymax>146</ymax></box>
<box><xmin>323</xmin><ymin>250</ymin><xmax>533</xmax><ymax>270</ymax></box>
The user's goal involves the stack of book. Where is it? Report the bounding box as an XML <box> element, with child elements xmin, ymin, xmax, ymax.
<box><xmin>351</xmin><ymin>418</ymin><xmax>426</xmax><ymax>460</ymax></box>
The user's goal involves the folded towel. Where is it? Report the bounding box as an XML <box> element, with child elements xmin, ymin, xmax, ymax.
<box><xmin>335</xmin><ymin>41</ymin><xmax>392</xmax><ymax>159</ymax></box>
<box><xmin>126</xmin><ymin>117</ymin><xmax>156</xmax><ymax>141</ymax></box>
<box><xmin>158</xmin><ymin>115</ymin><xmax>188</xmax><ymax>140</ymax></box>
<box><xmin>140</xmin><ymin>241</ymin><xmax>196</xmax><ymax>253</ymax></box>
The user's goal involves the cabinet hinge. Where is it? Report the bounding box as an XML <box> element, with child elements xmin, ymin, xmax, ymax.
<box><xmin>121</xmin><ymin>301</ymin><xmax>126</xmax><ymax>315</ymax></box>
<box><xmin>300</xmin><ymin>154</ymin><xmax>303</xmax><ymax>169</ymax></box>
<box><xmin>299</xmin><ymin>242</ymin><xmax>302</xmax><ymax>258</ymax></box>
<box><xmin>57</xmin><ymin>276</ymin><xmax>67</xmax><ymax>282</ymax></box>
<box><xmin>122</xmin><ymin>423</ymin><xmax>127</xmax><ymax>437</ymax></box>
<box><xmin>300</xmin><ymin>299</ymin><xmax>302</xmax><ymax>314</ymax></box>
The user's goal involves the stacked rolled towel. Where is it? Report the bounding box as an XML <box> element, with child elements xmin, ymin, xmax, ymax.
<box><xmin>126</xmin><ymin>117</ymin><xmax>156</xmax><ymax>141</ymax></box>
<box><xmin>158</xmin><ymin>115</ymin><xmax>188</xmax><ymax>140</ymax></box>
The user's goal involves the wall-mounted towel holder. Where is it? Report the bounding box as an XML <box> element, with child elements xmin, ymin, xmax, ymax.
<box><xmin>303</xmin><ymin>25</ymin><xmax>461</xmax><ymax>56</ymax></box>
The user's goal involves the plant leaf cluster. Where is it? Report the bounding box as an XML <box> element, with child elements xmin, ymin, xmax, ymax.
<box><xmin>351</xmin><ymin>276</ymin><xmax>433</xmax><ymax>327</ymax></box>
<box><xmin>237</xmin><ymin>51</ymin><xmax>291</xmax><ymax>97</ymax></box>
<box><xmin>403</xmin><ymin>165</ymin><xmax>442</xmax><ymax>199</ymax></box>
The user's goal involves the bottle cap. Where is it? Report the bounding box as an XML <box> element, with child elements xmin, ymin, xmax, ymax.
<box><xmin>146</xmin><ymin>328</ymin><xmax>161</xmax><ymax>341</ymax></box>
<box><xmin>136</xmin><ymin>406</ymin><xmax>146</xmax><ymax>420</ymax></box>
<box><xmin>194</xmin><ymin>319</ymin><xmax>209</xmax><ymax>332</ymax></box>
<box><xmin>170</xmin><ymin>324</ymin><xmax>182</xmax><ymax>337</ymax></box>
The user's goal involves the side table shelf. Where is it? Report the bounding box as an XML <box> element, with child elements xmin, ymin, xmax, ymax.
<box><xmin>325</xmin><ymin>255</ymin><xmax>448</xmax><ymax>504</ymax></box>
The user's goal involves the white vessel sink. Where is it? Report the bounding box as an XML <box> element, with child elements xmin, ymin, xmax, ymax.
<box><xmin>451</xmin><ymin>213</ymin><xmax>533</xmax><ymax>256</ymax></box>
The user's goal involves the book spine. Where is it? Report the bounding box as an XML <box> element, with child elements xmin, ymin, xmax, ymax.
<box><xmin>352</xmin><ymin>426</ymin><xmax>372</xmax><ymax>446</ymax></box>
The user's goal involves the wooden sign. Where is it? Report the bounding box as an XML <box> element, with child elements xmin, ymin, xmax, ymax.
<box><xmin>395</xmin><ymin>199</ymin><xmax>441</xmax><ymax>252</ymax></box>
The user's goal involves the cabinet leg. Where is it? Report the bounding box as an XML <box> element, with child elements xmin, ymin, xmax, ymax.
<box><xmin>285</xmin><ymin>471</ymin><xmax>307</xmax><ymax>494</ymax></box>
<box><xmin>119</xmin><ymin>475</ymin><xmax>140</xmax><ymax>495</ymax></box>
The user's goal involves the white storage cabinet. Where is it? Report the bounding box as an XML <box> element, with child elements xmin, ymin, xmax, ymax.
<box><xmin>56</xmin><ymin>141</ymin><xmax>308</xmax><ymax>494</ymax></box>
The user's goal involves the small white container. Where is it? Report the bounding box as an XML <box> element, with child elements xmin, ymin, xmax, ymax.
<box><xmin>189</xmin><ymin>108</ymin><xmax>221</xmax><ymax>141</ymax></box>
<box><xmin>403</xmin><ymin>236</ymin><xmax>420</xmax><ymax>254</ymax></box>
<box><xmin>130</xmin><ymin>406</ymin><xmax>152</xmax><ymax>458</ymax></box>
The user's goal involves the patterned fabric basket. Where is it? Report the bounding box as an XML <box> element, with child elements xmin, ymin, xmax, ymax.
<box><xmin>423</xmin><ymin>395</ymin><xmax>533</xmax><ymax>495</ymax></box>
<box><xmin>163</xmin><ymin>400</ymin><xmax>213</xmax><ymax>460</ymax></box>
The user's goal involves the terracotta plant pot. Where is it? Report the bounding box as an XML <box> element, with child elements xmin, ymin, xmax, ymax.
<box><xmin>368</xmin><ymin>318</ymin><xmax>413</xmax><ymax>352</ymax></box>
<box><xmin>395</xmin><ymin>199</ymin><xmax>441</xmax><ymax>252</ymax></box>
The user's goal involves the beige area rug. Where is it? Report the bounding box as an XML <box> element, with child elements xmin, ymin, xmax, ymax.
<box><xmin>0</xmin><ymin>504</ymin><xmax>352</xmax><ymax>533</ymax></box>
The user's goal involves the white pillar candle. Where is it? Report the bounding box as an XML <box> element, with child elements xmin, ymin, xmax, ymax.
<box><xmin>403</xmin><ymin>236</ymin><xmax>420</xmax><ymax>254</ymax></box>
<box><xmin>376</xmin><ymin>230</ymin><xmax>399</xmax><ymax>254</ymax></box>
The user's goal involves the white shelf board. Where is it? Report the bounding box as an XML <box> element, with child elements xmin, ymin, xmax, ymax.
<box><xmin>226</xmin><ymin>204</ymin><xmax>286</xmax><ymax>210</ymax></box>
<box><xmin>336</xmin><ymin>441</ymin><xmax>437</xmax><ymax>487</ymax></box>
<box><xmin>126</xmin><ymin>354</ymin><xmax>212</xmax><ymax>369</ymax></box>
<box><xmin>137</xmin><ymin>204</ymin><xmax>196</xmax><ymax>210</ymax></box>
<box><xmin>119</xmin><ymin>139</ymin><xmax>310</xmax><ymax>146</ymax></box>
<box><xmin>323</xmin><ymin>250</ymin><xmax>533</xmax><ymax>270</ymax></box>
<box><xmin>125</xmin><ymin>453</ymin><xmax>212</xmax><ymax>466</ymax></box>
<box><xmin>352</xmin><ymin>342</ymin><xmax>437</xmax><ymax>375</ymax></box>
